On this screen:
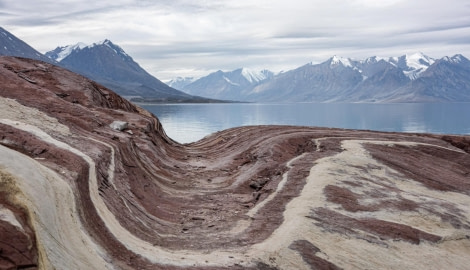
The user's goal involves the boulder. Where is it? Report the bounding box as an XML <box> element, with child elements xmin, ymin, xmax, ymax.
<box><xmin>109</xmin><ymin>121</ymin><xmax>128</xmax><ymax>131</ymax></box>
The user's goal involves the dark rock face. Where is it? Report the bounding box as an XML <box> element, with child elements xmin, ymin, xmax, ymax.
<box><xmin>0</xmin><ymin>56</ymin><xmax>469</xmax><ymax>269</ymax></box>
<box><xmin>48</xmin><ymin>40</ymin><xmax>195</xmax><ymax>101</ymax></box>
<box><xmin>0</xmin><ymin>27</ymin><xmax>55</xmax><ymax>64</ymax></box>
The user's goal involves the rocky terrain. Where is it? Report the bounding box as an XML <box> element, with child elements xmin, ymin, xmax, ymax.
<box><xmin>1</xmin><ymin>56</ymin><xmax>470</xmax><ymax>269</ymax></box>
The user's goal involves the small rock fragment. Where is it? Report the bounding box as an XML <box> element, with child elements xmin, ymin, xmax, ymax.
<box><xmin>110</xmin><ymin>121</ymin><xmax>128</xmax><ymax>131</ymax></box>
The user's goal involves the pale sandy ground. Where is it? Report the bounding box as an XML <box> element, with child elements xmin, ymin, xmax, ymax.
<box><xmin>0</xmin><ymin>146</ymin><xmax>110</xmax><ymax>269</ymax></box>
<box><xmin>1</xmin><ymin>95</ymin><xmax>470</xmax><ymax>269</ymax></box>
<box><xmin>249</xmin><ymin>139</ymin><xmax>470</xmax><ymax>270</ymax></box>
<box><xmin>0</xmin><ymin>96</ymin><xmax>247</xmax><ymax>268</ymax></box>
<box><xmin>0</xmin><ymin>97</ymin><xmax>70</xmax><ymax>136</ymax></box>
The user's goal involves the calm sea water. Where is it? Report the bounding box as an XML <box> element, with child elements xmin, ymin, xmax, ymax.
<box><xmin>140</xmin><ymin>103</ymin><xmax>470</xmax><ymax>144</ymax></box>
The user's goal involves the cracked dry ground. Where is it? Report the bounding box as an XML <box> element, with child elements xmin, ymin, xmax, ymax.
<box><xmin>0</xmin><ymin>56</ymin><xmax>470</xmax><ymax>270</ymax></box>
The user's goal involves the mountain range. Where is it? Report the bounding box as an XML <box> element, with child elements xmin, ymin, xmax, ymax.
<box><xmin>0</xmin><ymin>27</ymin><xmax>216</xmax><ymax>102</ymax></box>
<box><xmin>1</xmin><ymin>26</ymin><xmax>469</xmax><ymax>103</ymax></box>
<box><xmin>175</xmin><ymin>53</ymin><xmax>470</xmax><ymax>102</ymax></box>
<box><xmin>170</xmin><ymin>68</ymin><xmax>274</xmax><ymax>101</ymax></box>
<box><xmin>45</xmin><ymin>40</ymin><xmax>219</xmax><ymax>102</ymax></box>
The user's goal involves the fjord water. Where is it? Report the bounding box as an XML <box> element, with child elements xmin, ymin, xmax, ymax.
<box><xmin>141</xmin><ymin>103</ymin><xmax>470</xmax><ymax>144</ymax></box>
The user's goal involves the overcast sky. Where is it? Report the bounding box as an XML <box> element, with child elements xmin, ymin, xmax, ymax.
<box><xmin>1</xmin><ymin>0</ymin><xmax>470</xmax><ymax>80</ymax></box>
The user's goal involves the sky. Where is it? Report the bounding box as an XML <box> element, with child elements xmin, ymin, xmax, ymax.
<box><xmin>1</xmin><ymin>0</ymin><xmax>470</xmax><ymax>81</ymax></box>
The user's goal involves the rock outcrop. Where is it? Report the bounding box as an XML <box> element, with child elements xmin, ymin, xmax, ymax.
<box><xmin>0</xmin><ymin>56</ymin><xmax>469</xmax><ymax>269</ymax></box>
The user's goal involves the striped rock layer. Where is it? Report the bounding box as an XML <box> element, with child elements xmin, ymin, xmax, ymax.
<box><xmin>0</xmin><ymin>56</ymin><xmax>470</xmax><ymax>270</ymax></box>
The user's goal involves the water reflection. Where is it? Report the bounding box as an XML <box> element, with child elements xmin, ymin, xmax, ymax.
<box><xmin>140</xmin><ymin>103</ymin><xmax>470</xmax><ymax>143</ymax></box>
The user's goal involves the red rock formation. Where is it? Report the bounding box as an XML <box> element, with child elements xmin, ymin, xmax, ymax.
<box><xmin>0</xmin><ymin>56</ymin><xmax>469</xmax><ymax>269</ymax></box>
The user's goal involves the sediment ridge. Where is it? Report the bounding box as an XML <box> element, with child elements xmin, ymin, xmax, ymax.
<box><xmin>1</xmin><ymin>56</ymin><xmax>469</xmax><ymax>269</ymax></box>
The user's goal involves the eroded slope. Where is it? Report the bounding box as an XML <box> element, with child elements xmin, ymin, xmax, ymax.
<box><xmin>0</xmin><ymin>56</ymin><xmax>469</xmax><ymax>269</ymax></box>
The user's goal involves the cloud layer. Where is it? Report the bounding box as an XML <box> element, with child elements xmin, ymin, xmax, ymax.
<box><xmin>1</xmin><ymin>0</ymin><xmax>470</xmax><ymax>80</ymax></box>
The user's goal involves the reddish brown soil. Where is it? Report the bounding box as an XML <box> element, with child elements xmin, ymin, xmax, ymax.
<box><xmin>289</xmin><ymin>240</ymin><xmax>343</xmax><ymax>270</ymax></box>
<box><xmin>0</xmin><ymin>56</ymin><xmax>469</xmax><ymax>269</ymax></box>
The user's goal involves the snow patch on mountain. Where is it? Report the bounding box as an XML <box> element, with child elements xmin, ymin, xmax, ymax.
<box><xmin>403</xmin><ymin>52</ymin><xmax>435</xmax><ymax>79</ymax></box>
<box><xmin>405</xmin><ymin>52</ymin><xmax>435</xmax><ymax>69</ymax></box>
<box><xmin>443</xmin><ymin>54</ymin><xmax>465</xmax><ymax>64</ymax></box>
<box><xmin>53</xmin><ymin>43</ymin><xmax>87</xmax><ymax>62</ymax></box>
<box><xmin>387</xmin><ymin>52</ymin><xmax>435</xmax><ymax>80</ymax></box>
<box><xmin>223</xmin><ymin>76</ymin><xmax>240</xmax><ymax>86</ymax></box>
<box><xmin>363</xmin><ymin>56</ymin><xmax>387</xmax><ymax>64</ymax></box>
<box><xmin>91</xmin><ymin>39</ymin><xmax>129</xmax><ymax>57</ymax></box>
<box><xmin>330</xmin><ymin>55</ymin><xmax>353</xmax><ymax>67</ymax></box>
<box><xmin>47</xmin><ymin>39</ymin><xmax>129</xmax><ymax>62</ymax></box>
<box><xmin>241</xmin><ymin>68</ymin><xmax>270</xmax><ymax>83</ymax></box>
<box><xmin>166</xmin><ymin>77</ymin><xmax>196</xmax><ymax>90</ymax></box>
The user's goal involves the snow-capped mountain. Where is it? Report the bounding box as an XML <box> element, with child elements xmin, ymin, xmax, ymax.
<box><xmin>247</xmin><ymin>56</ymin><xmax>366</xmax><ymax>102</ymax></box>
<box><xmin>0</xmin><ymin>26</ymin><xmax>55</xmax><ymax>64</ymax></box>
<box><xmin>2</xmin><ymin>26</ymin><xmax>468</xmax><ymax>103</ymax></box>
<box><xmin>46</xmin><ymin>40</ymin><xmax>209</xmax><ymax>101</ymax></box>
<box><xmin>387</xmin><ymin>52</ymin><xmax>435</xmax><ymax>80</ymax></box>
<box><xmin>180</xmin><ymin>68</ymin><xmax>274</xmax><ymax>101</ymax></box>
<box><xmin>442</xmin><ymin>54</ymin><xmax>469</xmax><ymax>65</ymax></box>
<box><xmin>322</xmin><ymin>53</ymin><xmax>435</xmax><ymax>80</ymax></box>
<box><xmin>329</xmin><ymin>55</ymin><xmax>354</xmax><ymax>68</ymax></box>
<box><xmin>45</xmin><ymin>42</ymin><xmax>87</xmax><ymax>62</ymax></box>
<box><xmin>241</xmin><ymin>68</ymin><xmax>273</xmax><ymax>83</ymax></box>
<box><xmin>183</xmin><ymin>53</ymin><xmax>469</xmax><ymax>103</ymax></box>
<box><xmin>244</xmin><ymin>53</ymin><xmax>470</xmax><ymax>102</ymax></box>
<box><xmin>384</xmin><ymin>54</ymin><xmax>470</xmax><ymax>102</ymax></box>
<box><xmin>166</xmin><ymin>77</ymin><xmax>196</xmax><ymax>90</ymax></box>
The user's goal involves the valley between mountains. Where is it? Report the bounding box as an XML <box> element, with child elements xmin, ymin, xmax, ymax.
<box><xmin>1</xmin><ymin>56</ymin><xmax>470</xmax><ymax>269</ymax></box>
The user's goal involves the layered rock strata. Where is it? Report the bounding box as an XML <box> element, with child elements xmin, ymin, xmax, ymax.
<box><xmin>0</xmin><ymin>56</ymin><xmax>469</xmax><ymax>269</ymax></box>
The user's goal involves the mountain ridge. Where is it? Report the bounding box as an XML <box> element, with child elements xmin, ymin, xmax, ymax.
<box><xmin>46</xmin><ymin>39</ymin><xmax>193</xmax><ymax>100</ymax></box>
<box><xmin>0</xmin><ymin>26</ymin><xmax>56</xmax><ymax>64</ymax></box>
<box><xmin>175</xmin><ymin>68</ymin><xmax>274</xmax><ymax>101</ymax></box>
<box><xmin>0</xmin><ymin>27</ymin><xmax>220</xmax><ymax>102</ymax></box>
<box><xmin>2</xmin><ymin>26</ymin><xmax>469</xmax><ymax>103</ymax></box>
<box><xmin>179</xmin><ymin>53</ymin><xmax>470</xmax><ymax>103</ymax></box>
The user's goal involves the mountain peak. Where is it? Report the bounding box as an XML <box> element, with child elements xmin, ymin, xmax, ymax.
<box><xmin>240</xmin><ymin>68</ymin><xmax>272</xmax><ymax>83</ymax></box>
<box><xmin>91</xmin><ymin>39</ymin><xmax>113</xmax><ymax>47</ymax></box>
<box><xmin>403</xmin><ymin>52</ymin><xmax>434</xmax><ymax>79</ymax></box>
<box><xmin>385</xmin><ymin>52</ymin><xmax>435</xmax><ymax>80</ymax></box>
<box><xmin>91</xmin><ymin>39</ymin><xmax>130</xmax><ymax>57</ymax></box>
<box><xmin>363</xmin><ymin>56</ymin><xmax>387</xmax><ymax>64</ymax></box>
<box><xmin>46</xmin><ymin>39</ymin><xmax>130</xmax><ymax>62</ymax></box>
<box><xmin>166</xmin><ymin>76</ymin><xmax>196</xmax><ymax>90</ymax></box>
<box><xmin>46</xmin><ymin>42</ymin><xmax>87</xmax><ymax>62</ymax></box>
<box><xmin>405</xmin><ymin>52</ymin><xmax>434</xmax><ymax>65</ymax></box>
<box><xmin>329</xmin><ymin>55</ymin><xmax>353</xmax><ymax>67</ymax></box>
<box><xmin>442</xmin><ymin>54</ymin><xmax>469</xmax><ymax>64</ymax></box>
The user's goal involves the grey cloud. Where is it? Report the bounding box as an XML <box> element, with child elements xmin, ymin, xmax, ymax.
<box><xmin>402</xmin><ymin>22</ymin><xmax>470</xmax><ymax>35</ymax></box>
<box><xmin>272</xmin><ymin>30</ymin><xmax>334</xmax><ymax>40</ymax></box>
<box><xmin>1</xmin><ymin>0</ymin><xmax>469</xmax><ymax>80</ymax></box>
<box><xmin>444</xmin><ymin>35</ymin><xmax>470</xmax><ymax>45</ymax></box>
<box><xmin>7</xmin><ymin>17</ymin><xmax>58</xmax><ymax>26</ymax></box>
